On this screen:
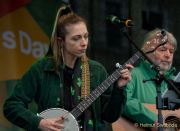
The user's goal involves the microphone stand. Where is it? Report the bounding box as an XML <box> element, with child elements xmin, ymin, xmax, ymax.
<box><xmin>120</xmin><ymin>27</ymin><xmax>180</xmax><ymax>131</ymax></box>
<box><xmin>162</xmin><ymin>81</ymin><xmax>180</xmax><ymax>110</ymax></box>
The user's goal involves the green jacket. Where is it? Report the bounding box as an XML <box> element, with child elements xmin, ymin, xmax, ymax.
<box><xmin>123</xmin><ymin>60</ymin><xmax>175</xmax><ymax>124</ymax></box>
<box><xmin>3</xmin><ymin>57</ymin><xmax>126</xmax><ymax>131</ymax></box>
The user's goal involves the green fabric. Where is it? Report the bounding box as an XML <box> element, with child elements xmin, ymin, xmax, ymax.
<box><xmin>123</xmin><ymin>60</ymin><xmax>175</xmax><ymax>124</ymax></box>
<box><xmin>3</xmin><ymin>56</ymin><xmax>126</xmax><ymax>131</ymax></box>
<box><xmin>62</xmin><ymin>59</ymin><xmax>93</xmax><ymax>130</ymax></box>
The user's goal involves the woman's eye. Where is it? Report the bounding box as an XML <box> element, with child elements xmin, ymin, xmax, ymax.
<box><xmin>73</xmin><ymin>37</ymin><xmax>80</xmax><ymax>41</ymax></box>
<box><xmin>84</xmin><ymin>35</ymin><xmax>88</xmax><ymax>39</ymax></box>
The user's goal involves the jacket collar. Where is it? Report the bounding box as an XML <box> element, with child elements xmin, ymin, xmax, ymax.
<box><xmin>42</xmin><ymin>56</ymin><xmax>94</xmax><ymax>78</ymax></box>
<box><xmin>42</xmin><ymin>57</ymin><xmax>81</xmax><ymax>72</ymax></box>
<box><xmin>42</xmin><ymin>57</ymin><xmax>63</xmax><ymax>71</ymax></box>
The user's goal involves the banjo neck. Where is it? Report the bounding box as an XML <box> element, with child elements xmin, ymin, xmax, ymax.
<box><xmin>71</xmin><ymin>51</ymin><xmax>142</xmax><ymax>118</ymax></box>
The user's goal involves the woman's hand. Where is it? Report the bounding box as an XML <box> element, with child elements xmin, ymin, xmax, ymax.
<box><xmin>38</xmin><ymin>116</ymin><xmax>64</xmax><ymax>131</ymax></box>
<box><xmin>117</xmin><ymin>64</ymin><xmax>133</xmax><ymax>88</ymax></box>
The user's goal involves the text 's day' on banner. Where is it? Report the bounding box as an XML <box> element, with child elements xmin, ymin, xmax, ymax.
<box><xmin>0</xmin><ymin>7</ymin><xmax>49</xmax><ymax>81</ymax></box>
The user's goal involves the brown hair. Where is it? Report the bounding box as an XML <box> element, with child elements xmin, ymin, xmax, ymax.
<box><xmin>48</xmin><ymin>5</ymin><xmax>87</xmax><ymax>69</ymax></box>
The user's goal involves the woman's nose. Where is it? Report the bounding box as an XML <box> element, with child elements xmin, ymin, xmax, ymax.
<box><xmin>81</xmin><ymin>38</ymin><xmax>88</xmax><ymax>46</ymax></box>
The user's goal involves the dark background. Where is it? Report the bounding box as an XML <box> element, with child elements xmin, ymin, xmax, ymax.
<box><xmin>26</xmin><ymin>0</ymin><xmax>180</xmax><ymax>74</ymax></box>
<box><xmin>62</xmin><ymin>0</ymin><xmax>180</xmax><ymax>74</ymax></box>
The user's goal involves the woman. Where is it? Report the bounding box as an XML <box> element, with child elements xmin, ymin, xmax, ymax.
<box><xmin>3</xmin><ymin>5</ymin><xmax>132</xmax><ymax>131</ymax></box>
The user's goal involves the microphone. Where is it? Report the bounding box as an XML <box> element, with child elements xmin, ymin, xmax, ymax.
<box><xmin>106</xmin><ymin>15</ymin><xmax>134</xmax><ymax>27</ymax></box>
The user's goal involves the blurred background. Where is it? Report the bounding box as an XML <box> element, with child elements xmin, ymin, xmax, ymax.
<box><xmin>0</xmin><ymin>0</ymin><xmax>179</xmax><ymax>130</ymax></box>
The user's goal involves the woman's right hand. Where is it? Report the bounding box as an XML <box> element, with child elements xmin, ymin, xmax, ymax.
<box><xmin>38</xmin><ymin>117</ymin><xmax>64</xmax><ymax>131</ymax></box>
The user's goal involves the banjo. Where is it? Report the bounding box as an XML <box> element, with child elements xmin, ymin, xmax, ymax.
<box><xmin>38</xmin><ymin>31</ymin><xmax>167</xmax><ymax>131</ymax></box>
<box><xmin>38</xmin><ymin>51</ymin><xmax>142</xmax><ymax>131</ymax></box>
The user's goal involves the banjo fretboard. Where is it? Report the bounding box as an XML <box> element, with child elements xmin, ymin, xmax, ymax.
<box><xmin>71</xmin><ymin>51</ymin><xmax>142</xmax><ymax>118</ymax></box>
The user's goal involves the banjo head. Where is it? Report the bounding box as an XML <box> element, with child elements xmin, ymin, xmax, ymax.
<box><xmin>38</xmin><ymin>108</ymin><xmax>79</xmax><ymax>131</ymax></box>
